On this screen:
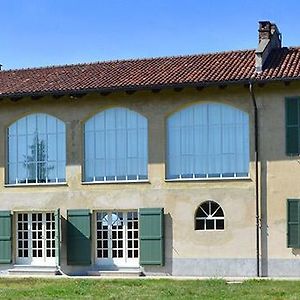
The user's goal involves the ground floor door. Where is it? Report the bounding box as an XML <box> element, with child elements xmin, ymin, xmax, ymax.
<box><xmin>95</xmin><ymin>211</ymin><xmax>139</xmax><ymax>268</ymax></box>
<box><xmin>16</xmin><ymin>212</ymin><xmax>56</xmax><ymax>266</ymax></box>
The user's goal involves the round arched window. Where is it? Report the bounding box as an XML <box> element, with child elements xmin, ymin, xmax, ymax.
<box><xmin>195</xmin><ymin>201</ymin><xmax>224</xmax><ymax>230</ymax></box>
<box><xmin>7</xmin><ymin>113</ymin><xmax>66</xmax><ymax>184</ymax></box>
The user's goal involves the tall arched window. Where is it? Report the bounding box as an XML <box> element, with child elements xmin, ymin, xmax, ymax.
<box><xmin>167</xmin><ymin>103</ymin><xmax>249</xmax><ymax>179</ymax></box>
<box><xmin>7</xmin><ymin>113</ymin><xmax>66</xmax><ymax>184</ymax></box>
<box><xmin>84</xmin><ymin>107</ymin><xmax>148</xmax><ymax>182</ymax></box>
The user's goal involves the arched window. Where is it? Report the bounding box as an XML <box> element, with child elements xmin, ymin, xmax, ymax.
<box><xmin>167</xmin><ymin>103</ymin><xmax>249</xmax><ymax>179</ymax></box>
<box><xmin>7</xmin><ymin>113</ymin><xmax>66</xmax><ymax>184</ymax></box>
<box><xmin>195</xmin><ymin>201</ymin><xmax>224</xmax><ymax>230</ymax></box>
<box><xmin>84</xmin><ymin>107</ymin><xmax>148</xmax><ymax>182</ymax></box>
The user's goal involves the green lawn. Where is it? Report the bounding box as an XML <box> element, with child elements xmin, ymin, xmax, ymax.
<box><xmin>0</xmin><ymin>278</ymin><xmax>300</xmax><ymax>299</ymax></box>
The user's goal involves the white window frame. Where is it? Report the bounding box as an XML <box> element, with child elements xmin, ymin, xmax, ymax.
<box><xmin>6</xmin><ymin>113</ymin><xmax>66</xmax><ymax>185</ymax></box>
<box><xmin>195</xmin><ymin>201</ymin><xmax>225</xmax><ymax>231</ymax></box>
<box><xmin>166</xmin><ymin>103</ymin><xmax>250</xmax><ymax>181</ymax></box>
<box><xmin>83</xmin><ymin>107</ymin><xmax>148</xmax><ymax>183</ymax></box>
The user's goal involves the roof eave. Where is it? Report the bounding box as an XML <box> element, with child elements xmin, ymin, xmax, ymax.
<box><xmin>0</xmin><ymin>76</ymin><xmax>298</xmax><ymax>99</ymax></box>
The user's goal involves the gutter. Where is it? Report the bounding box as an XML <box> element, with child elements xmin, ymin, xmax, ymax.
<box><xmin>249</xmin><ymin>80</ymin><xmax>260</xmax><ymax>277</ymax></box>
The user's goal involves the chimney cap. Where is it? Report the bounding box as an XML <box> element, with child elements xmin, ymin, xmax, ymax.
<box><xmin>259</xmin><ymin>20</ymin><xmax>272</xmax><ymax>30</ymax></box>
<box><xmin>256</xmin><ymin>20</ymin><xmax>282</xmax><ymax>73</ymax></box>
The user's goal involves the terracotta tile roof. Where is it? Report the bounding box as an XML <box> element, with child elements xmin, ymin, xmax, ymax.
<box><xmin>0</xmin><ymin>47</ymin><xmax>300</xmax><ymax>97</ymax></box>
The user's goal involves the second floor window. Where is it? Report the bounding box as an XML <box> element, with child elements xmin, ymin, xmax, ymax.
<box><xmin>7</xmin><ymin>113</ymin><xmax>66</xmax><ymax>184</ymax></box>
<box><xmin>84</xmin><ymin>107</ymin><xmax>148</xmax><ymax>182</ymax></box>
<box><xmin>167</xmin><ymin>103</ymin><xmax>249</xmax><ymax>179</ymax></box>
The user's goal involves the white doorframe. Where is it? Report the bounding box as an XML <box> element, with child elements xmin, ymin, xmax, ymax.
<box><xmin>95</xmin><ymin>211</ymin><xmax>139</xmax><ymax>268</ymax></box>
<box><xmin>16</xmin><ymin>212</ymin><xmax>56</xmax><ymax>266</ymax></box>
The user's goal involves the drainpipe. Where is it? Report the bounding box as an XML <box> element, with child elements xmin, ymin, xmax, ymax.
<box><xmin>249</xmin><ymin>80</ymin><xmax>260</xmax><ymax>277</ymax></box>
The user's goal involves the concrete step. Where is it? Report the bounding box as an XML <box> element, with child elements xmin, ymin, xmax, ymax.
<box><xmin>87</xmin><ymin>267</ymin><xmax>142</xmax><ymax>277</ymax></box>
<box><xmin>8</xmin><ymin>265</ymin><xmax>59</xmax><ymax>276</ymax></box>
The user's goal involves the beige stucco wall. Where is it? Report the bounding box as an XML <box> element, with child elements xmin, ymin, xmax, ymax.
<box><xmin>0</xmin><ymin>86</ymin><xmax>258</xmax><ymax>274</ymax></box>
<box><xmin>252</xmin><ymin>82</ymin><xmax>300</xmax><ymax>276</ymax></box>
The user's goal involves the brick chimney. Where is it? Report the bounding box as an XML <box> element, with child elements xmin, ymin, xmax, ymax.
<box><xmin>255</xmin><ymin>21</ymin><xmax>282</xmax><ymax>72</ymax></box>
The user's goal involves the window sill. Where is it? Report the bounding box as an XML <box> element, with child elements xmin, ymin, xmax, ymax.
<box><xmin>4</xmin><ymin>182</ymin><xmax>68</xmax><ymax>187</ymax></box>
<box><xmin>165</xmin><ymin>176</ymin><xmax>251</xmax><ymax>182</ymax></box>
<box><xmin>195</xmin><ymin>229</ymin><xmax>225</xmax><ymax>232</ymax></box>
<box><xmin>82</xmin><ymin>180</ymin><xmax>150</xmax><ymax>185</ymax></box>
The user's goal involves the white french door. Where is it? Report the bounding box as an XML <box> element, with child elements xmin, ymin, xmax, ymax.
<box><xmin>16</xmin><ymin>212</ymin><xmax>56</xmax><ymax>266</ymax></box>
<box><xmin>95</xmin><ymin>211</ymin><xmax>139</xmax><ymax>268</ymax></box>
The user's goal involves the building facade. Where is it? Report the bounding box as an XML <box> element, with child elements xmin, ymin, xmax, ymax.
<box><xmin>0</xmin><ymin>21</ymin><xmax>300</xmax><ymax>277</ymax></box>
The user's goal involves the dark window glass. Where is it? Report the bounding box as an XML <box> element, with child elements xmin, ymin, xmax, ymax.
<box><xmin>195</xmin><ymin>201</ymin><xmax>224</xmax><ymax>231</ymax></box>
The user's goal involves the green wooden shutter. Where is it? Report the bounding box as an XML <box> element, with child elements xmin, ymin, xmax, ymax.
<box><xmin>287</xmin><ymin>199</ymin><xmax>300</xmax><ymax>248</ymax></box>
<box><xmin>67</xmin><ymin>209</ymin><xmax>91</xmax><ymax>265</ymax></box>
<box><xmin>139</xmin><ymin>208</ymin><xmax>164</xmax><ymax>265</ymax></box>
<box><xmin>286</xmin><ymin>97</ymin><xmax>300</xmax><ymax>155</ymax></box>
<box><xmin>55</xmin><ymin>209</ymin><xmax>61</xmax><ymax>266</ymax></box>
<box><xmin>0</xmin><ymin>211</ymin><xmax>12</xmax><ymax>264</ymax></box>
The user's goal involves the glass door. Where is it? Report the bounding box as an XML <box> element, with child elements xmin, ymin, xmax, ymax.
<box><xmin>16</xmin><ymin>212</ymin><xmax>56</xmax><ymax>266</ymax></box>
<box><xmin>95</xmin><ymin>211</ymin><xmax>139</xmax><ymax>268</ymax></box>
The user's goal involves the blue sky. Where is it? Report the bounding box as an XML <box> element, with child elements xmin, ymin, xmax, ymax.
<box><xmin>1</xmin><ymin>0</ymin><xmax>300</xmax><ymax>70</ymax></box>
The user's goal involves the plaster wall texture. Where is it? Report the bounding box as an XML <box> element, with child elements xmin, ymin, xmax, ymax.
<box><xmin>254</xmin><ymin>83</ymin><xmax>300</xmax><ymax>276</ymax></box>
<box><xmin>0</xmin><ymin>83</ymin><xmax>298</xmax><ymax>276</ymax></box>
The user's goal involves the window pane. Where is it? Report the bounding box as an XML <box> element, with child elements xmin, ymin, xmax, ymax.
<box><xmin>84</xmin><ymin>160</ymin><xmax>94</xmax><ymax>181</ymax></box>
<box><xmin>216</xmin><ymin>219</ymin><xmax>224</xmax><ymax>230</ymax></box>
<box><xmin>27</xmin><ymin>162</ymin><xmax>36</xmax><ymax>183</ymax></box>
<box><xmin>48</xmin><ymin>134</ymin><xmax>57</xmax><ymax>161</ymax></box>
<box><xmin>37</xmin><ymin>114</ymin><xmax>47</xmax><ymax>134</ymax></box>
<box><xmin>17</xmin><ymin>117</ymin><xmax>26</xmax><ymax>135</ymax></box>
<box><xmin>7</xmin><ymin>114</ymin><xmax>66</xmax><ymax>184</ymax></box>
<box><xmin>201</xmin><ymin>202</ymin><xmax>209</xmax><ymax>215</ymax></box>
<box><xmin>95</xmin><ymin>132</ymin><xmax>105</xmax><ymax>159</ymax></box>
<box><xmin>8</xmin><ymin>136</ymin><xmax>17</xmax><ymax>163</ymax></box>
<box><xmin>167</xmin><ymin>103</ymin><xmax>249</xmax><ymax>179</ymax></box>
<box><xmin>196</xmin><ymin>207</ymin><xmax>206</xmax><ymax>218</ymax></box>
<box><xmin>85</xmin><ymin>119</ymin><xmax>94</xmax><ymax>132</ymax></box>
<box><xmin>195</xmin><ymin>219</ymin><xmax>205</xmax><ymax>230</ymax></box>
<box><xmin>206</xmin><ymin>219</ymin><xmax>214</xmax><ymax>230</ymax></box>
<box><xmin>57</xmin><ymin>162</ymin><xmax>65</xmax><ymax>181</ymax></box>
<box><xmin>17</xmin><ymin>162</ymin><xmax>27</xmax><ymax>183</ymax></box>
<box><xmin>105</xmin><ymin>109</ymin><xmax>115</xmax><ymax>130</ymax></box>
<box><xmin>127</xmin><ymin>129</ymin><xmax>138</xmax><ymax>158</ymax></box>
<box><xmin>195</xmin><ymin>201</ymin><xmax>225</xmax><ymax>231</ymax></box>
<box><xmin>116</xmin><ymin>130</ymin><xmax>126</xmax><ymax>159</ymax></box>
<box><xmin>57</xmin><ymin>133</ymin><xmax>66</xmax><ymax>162</ymax></box>
<box><xmin>37</xmin><ymin>162</ymin><xmax>48</xmax><ymax>182</ymax></box>
<box><xmin>8</xmin><ymin>163</ymin><xmax>17</xmax><ymax>184</ymax></box>
<box><xmin>95</xmin><ymin>159</ymin><xmax>105</xmax><ymax>179</ymax></box>
<box><xmin>36</xmin><ymin>134</ymin><xmax>47</xmax><ymax>162</ymax></box>
<box><xmin>47</xmin><ymin>162</ymin><xmax>57</xmax><ymax>182</ymax></box>
<box><xmin>18</xmin><ymin>135</ymin><xmax>27</xmax><ymax>162</ymax></box>
<box><xmin>84</xmin><ymin>108</ymin><xmax>148</xmax><ymax>181</ymax></box>
<box><xmin>8</xmin><ymin>123</ymin><xmax>17</xmax><ymax>135</ymax></box>
<box><xmin>85</xmin><ymin>131</ymin><xmax>95</xmax><ymax>161</ymax></box>
<box><xmin>47</xmin><ymin>116</ymin><xmax>57</xmax><ymax>134</ymax></box>
<box><xmin>27</xmin><ymin>115</ymin><xmax>36</xmax><ymax>134</ymax></box>
<box><xmin>127</xmin><ymin>111</ymin><xmax>138</xmax><ymax>129</ymax></box>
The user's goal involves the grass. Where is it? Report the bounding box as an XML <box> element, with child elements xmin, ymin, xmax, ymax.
<box><xmin>0</xmin><ymin>278</ymin><xmax>300</xmax><ymax>299</ymax></box>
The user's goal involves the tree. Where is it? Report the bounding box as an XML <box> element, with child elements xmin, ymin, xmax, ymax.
<box><xmin>24</xmin><ymin>132</ymin><xmax>54</xmax><ymax>183</ymax></box>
